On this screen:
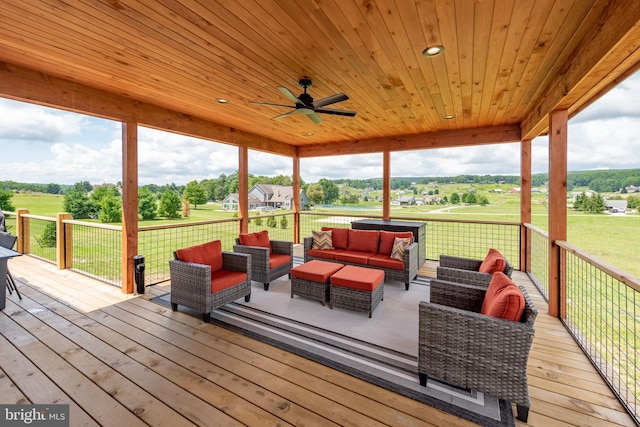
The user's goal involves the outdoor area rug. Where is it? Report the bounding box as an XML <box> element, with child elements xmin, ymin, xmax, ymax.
<box><xmin>152</xmin><ymin>258</ymin><xmax>515</xmax><ymax>427</ymax></box>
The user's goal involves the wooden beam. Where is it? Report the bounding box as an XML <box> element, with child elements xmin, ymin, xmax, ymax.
<box><xmin>238</xmin><ymin>147</ymin><xmax>249</xmax><ymax>234</ymax></box>
<box><xmin>521</xmin><ymin>0</ymin><xmax>640</xmax><ymax>139</ymax></box>
<box><xmin>121</xmin><ymin>121</ymin><xmax>138</xmax><ymax>294</ymax></box>
<box><xmin>383</xmin><ymin>151</ymin><xmax>390</xmax><ymax>221</ymax></box>
<box><xmin>293</xmin><ymin>154</ymin><xmax>301</xmax><ymax>244</ymax></box>
<box><xmin>520</xmin><ymin>139</ymin><xmax>532</xmax><ymax>273</ymax></box>
<box><xmin>548</xmin><ymin>110</ymin><xmax>568</xmax><ymax>318</ymax></box>
<box><xmin>0</xmin><ymin>62</ymin><xmax>294</xmax><ymax>157</ymax></box>
<box><xmin>297</xmin><ymin>125</ymin><xmax>521</xmax><ymax>158</ymax></box>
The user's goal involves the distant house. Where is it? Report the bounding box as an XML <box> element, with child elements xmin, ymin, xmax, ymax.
<box><xmin>509</xmin><ymin>188</ymin><xmax>520</xmax><ymax>194</ymax></box>
<box><xmin>396</xmin><ymin>196</ymin><xmax>415</xmax><ymax>205</ymax></box>
<box><xmin>625</xmin><ymin>185</ymin><xmax>639</xmax><ymax>193</ymax></box>
<box><xmin>605</xmin><ymin>200</ymin><xmax>627</xmax><ymax>213</ymax></box>
<box><xmin>222</xmin><ymin>184</ymin><xmax>308</xmax><ymax>211</ymax></box>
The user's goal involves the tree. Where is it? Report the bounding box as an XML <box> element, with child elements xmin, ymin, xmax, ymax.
<box><xmin>450</xmin><ymin>192</ymin><xmax>460</xmax><ymax>204</ymax></box>
<box><xmin>183</xmin><ymin>180</ymin><xmax>207</xmax><ymax>208</ymax></box>
<box><xmin>138</xmin><ymin>187</ymin><xmax>158</xmax><ymax>220</ymax></box>
<box><xmin>46</xmin><ymin>183</ymin><xmax>61</xmax><ymax>194</ymax></box>
<box><xmin>158</xmin><ymin>189</ymin><xmax>182</xmax><ymax>218</ymax></box>
<box><xmin>266</xmin><ymin>216</ymin><xmax>277</xmax><ymax>228</ymax></box>
<box><xmin>91</xmin><ymin>185</ymin><xmax>119</xmax><ymax>203</ymax></box>
<box><xmin>39</xmin><ymin>222</ymin><xmax>57</xmax><ymax>247</ymax></box>
<box><xmin>63</xmin><ymin>186</ymin><xmax>98</xmax><ymax>219</ymax></box>
<box><xmin>478</xmin><ymin>195</ymin><xmax>489</xmax><ymax>206</ymax></box>
<box><xmin>73</xmin><ymin>181</ymin><xmax>93</xmax><ymax>193</ymax></box>
<box><xmin>318</xmin><ymin>178</ymin><xmax>339</xmax><ymax>204</ymax></box>
<box><xmin>306</xmin><ymin>184</ymin><xmax>324</xmax><ymax>205</ymax></box>
<box><xmin>280</xmin><ymin>216</ymin><xmax>288</xmax><ymax>229</ymax></box>
<box><xmin>0</xmin><ymin>189</ymin><xmax>15</xmax><ymax>211</ymax></box>
<box><xmin>98</xmin><ymin>194</ymin><xmax>122</xmax><ymax>223</ymax></box>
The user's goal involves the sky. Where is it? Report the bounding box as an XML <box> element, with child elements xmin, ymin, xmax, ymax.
<box><xmin>1</xmin><ymin>71</ymin><xmax>640</xmax><ymax>186</ymax></box>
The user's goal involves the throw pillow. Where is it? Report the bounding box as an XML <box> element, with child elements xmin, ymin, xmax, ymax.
<box><xmin>480</xmin><ymin>272</ymin><xmax>525</xmax><ymax>321</ymax></box>
<box><xmin>321</xmin><ymin>227</ymin><xmax>349</xmax><ymax>249</ymax></box>
<box><xmin>239</xmin><ymin>230</ymin><xmax>271</xmax><ymax>249</ymax></box>
<box><xmin>479</xmin><ymin>248</ymin><xmax>507</xmax><ymax>274</ymax></box>
<box><xmin>346</xmin><ymin>229</ymin><xmax>380</xmax><ymax>252</ymax></box>
<box><xmin>175</xmin><ymin>240</ymin><xmax>223</xmax><ymax>273</ymax></box>
<box><xmin>378</xmin><ymin>230</ymin><xmax>414</xmax><ymax>255</ymax></box>
<box><xmin>390</xmin><ymin>237</ymin><xmax>411</xmax><ymax>261</ymax></box>
<box><xmin>312</xmin><ymin>230</ymin><xmax>334</xmax><ymax>250</ymax></box>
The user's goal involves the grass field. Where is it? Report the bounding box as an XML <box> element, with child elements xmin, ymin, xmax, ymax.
<box><xmin>8</xmin><ymin>192</ymin><xmax>640</xmax><ymax>278</ymax></box>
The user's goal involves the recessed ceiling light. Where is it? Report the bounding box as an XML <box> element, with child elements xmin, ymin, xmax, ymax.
<box><xmin>215</xmin><ymin>98</ymin><xmax>230</xmax><ymax>104</ymax></box>
<box><xmin>305</xmin><ymin>132</ymin><xmax>314</xmax><ymax>136</ymax></box>
<box><xmin>444</xmin><ymin>114</ymin><xmax>455</xmax><ymax>119</ymax></box>
<box><xmin>422</xmin><ymin>45</ymin><xmax>445</xmax><ymax>57</ymax></box>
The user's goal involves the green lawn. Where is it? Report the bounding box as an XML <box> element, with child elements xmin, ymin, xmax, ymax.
<box><xmin>9</xmin><ymin>193</ymin><xmax>640</xmax><ymax>278</ymax></box>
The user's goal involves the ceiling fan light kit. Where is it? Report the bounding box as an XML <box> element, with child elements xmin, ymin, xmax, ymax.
<box><xmin>250</xmin><ymin>78</ymin><xmax>356</xmax><ymax>124</ymax></box>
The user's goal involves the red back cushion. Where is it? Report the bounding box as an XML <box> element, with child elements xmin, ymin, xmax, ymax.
<box><xmin>479</xmin><ymin>248</ymin><xmax>507</xmax><ymax>274</ymax></box>
<box><xmin>346</xmin><ymin>229</ymin><xmax>379</xmax><ymax>253</ymax></box>
<box><xmin>239</xmin><ymin>230</ymin><xmax>271</xmax><ymax>249</ymax></box>
<box><xmin>378</xmin><ymin>231</ymin><xmax>414</xmax><ymax>255</ymax></box>
<box><xmin>175</xmin><ymin>240</ymin><xmax>223</xmax><ymax>273</ymax></box>
<box><xmin>481</xmin><ymin>272</ymin><xmax>525</xmax><ymax>321</ymax></box>
<box><xmin>321</xmin><ymin>227</ymin><xmax>349</xmax><ymax>250</ymax></box>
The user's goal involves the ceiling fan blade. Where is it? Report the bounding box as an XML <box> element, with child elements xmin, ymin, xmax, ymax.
<box><xmin>272</xmin><ymin>110</ymin><xmax>296</xmax><ymax>120</ymax></box>
<box><xmin>314</xmin><ymin>108</ymin><xmax>357</xmax><ymax>117</ymax></box>
<box><xmin>304</xmin><ymin>111</ymin><xmax>323</xmax><ymax>124</ymax></box>
<box><xmin>312</xmin><ymin>93</ymin><xmax>349</xmax><ymax>108</ymax></box>
<box><xmin>249</xmin><ymin>101</ymin><xmax>293</xmax><ymax>108</ymax></box>
<box><xmin>277</xmin><ymin>86</ymin><xmax>304</xmax><ymax>105</ymax></box>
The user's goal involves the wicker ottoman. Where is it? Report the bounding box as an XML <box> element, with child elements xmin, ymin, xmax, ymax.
<box><xmin>329</xmin><ymin>265</ymin><xmax>384</xmax><ymax>318</ymax></box>
<box><xmin>291</xmin><ymin>260</ymin><xmax>345</xmax><ymax>306</ymax></box>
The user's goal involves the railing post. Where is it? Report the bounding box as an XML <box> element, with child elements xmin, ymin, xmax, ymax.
<box><xmin>16</xmin><ymin>208</ymin><xmax>29</xmax><ymax>254</ymax></box>
<box><xmin>57</xmin><ymin>213</ymin><xmax>73</xmax><ymax>269</ymax></box>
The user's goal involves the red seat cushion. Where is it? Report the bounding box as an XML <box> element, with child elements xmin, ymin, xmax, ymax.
<box><xmin>479</xmin><ymin>248</ymin><xmax>507</xmax><ymax>274</ymax></box>
<box><xmin>378</xmin><ymin>231</ymin><xmax>414</xmax><ymax>255</ymax></box>
<box><xmin>368</xmin><ymin>254</ymin><xmax>404</xmax><ymax>270</ymax></box>
<box><xmin>307</xmin><ymin>249</ymin><xmax>344</xmax><ymax>260</ymax></box>
<box><xmin>239</xmin><ymin>230</ymin><xmax>271</xmax><ymax>249</ymax></box>
<box><xmin>335</xmin><ymin>251</ymin><xmax>375</xmax><ymax>265</ymax></box>
<box><xmin>321</xmin><ymin>227</ymin><xmax>349</xmax><ymax>249</ymax></box>
<box><xmin>291</xmin><ymin>260</ymin><xmax>344</xmax><ymax>282</ymax></box>
<box><xmin>269</xmin><ymin>253</ymin><xmax>291</xmax><ymax>269</ymax></box>
<box><xmin>346</xmin><ymin>229</ymin><xmax>380</xmax><ymax>252</ymax></box>
<box><xmin>481</xmin><ymin>272</ymin><xmax>525</xmax><ymax>321</ymax></box>
<box><xmin>175</xmin><ymin>240</ymin><xmax>223</xmax><ymax>273</ymax></box>
<box><xmin>211</xmin><ymin>270</ymin><xmax>247</xmax><ymax>292</ymax></box>
<box><xmin>331</xmin><ymin>265</ymin><xmax>384</xmax><ymax>292</ymax></box>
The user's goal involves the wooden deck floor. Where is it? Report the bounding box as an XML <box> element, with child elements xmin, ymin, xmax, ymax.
<box><xmin>0</xmin><ymin>255</ymin><xmax>635</xmax><ymax>426</ymax></box>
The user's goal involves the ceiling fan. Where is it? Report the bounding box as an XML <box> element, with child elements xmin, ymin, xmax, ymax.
<box><xmin>250</xmin><ymin>78</ymin><xmax>356</xmax><ymax>124</ymax></box>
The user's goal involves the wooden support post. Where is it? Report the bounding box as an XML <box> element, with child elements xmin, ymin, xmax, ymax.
<box><xmin>548</xmin><ymin>110</ymin><xmax>568</xmax><ymax>318</ymax></box>
<box><xmin>520</xmin><ymin>139</ymin><xmax>532</xmax><ymax>273</ymax></box>
<box><xmin>121</xmin><ymin>121</ymin><xmax>138</xmax><ymax>294</ymax></box>
<box><xmin>383</xmin><ymin>151</ymin><xmax>390</xmax><ymax>221</ymax></box>
<box><xmin>293</xmin><ymin>154</ymin><xmax>300</xmax><ymax>244</ymax></box>
<box><xmin>16</xmin><ymin>208</ymin><xmax>29</xmax><ymax>254</ymax></box>
<box><xmin>56</xmin><ymin>213</ymin><xmax>72</xmax><ymax>269</ymax></box>
<box><xmin>239</xmin><ymin>146</ymin><xmax>249</xmax><ymax>234</ymax></box>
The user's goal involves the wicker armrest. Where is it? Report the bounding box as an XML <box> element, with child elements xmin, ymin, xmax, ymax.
<box><xmin>233</xmin><ymin>244</ymin><xmax>269</xmax><ymax>268</ymax></box>
<box><xmin>439</xmin><ymin>254</ymin><xmax>483</xmax><ymax>271</ymax></box>
<box><xmin>270</xmin><ymin>240</ymin><xmax>293</xmax><ymax>256</ymax></box>
<box><xmin>429</xmin><ymin>278</ymin><xmax>485</xmax><ymax>312</ymax></box>
<box><xmin>169</xmin><ymin>259</ymin><xmax>211</xmax><ymax>296</ymax></box>
<box><xmin>436</xmin><ymin>266</ymin><xmax>493</xmax><ymax>288</ymax></box>
<box><xmin>222</xmin><ymin>251</ymin><xmax>251</xmax><ymax>276</ymax></box>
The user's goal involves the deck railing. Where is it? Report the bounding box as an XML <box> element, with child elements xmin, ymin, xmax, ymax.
<box><xmin>5</xmin><ymin>208</ymin><xmax>640</xmax><ymax>422</ymax></box>
<box><xmin>558</xmin><ymin>241</ymin><xmax>640</xmax><ymax>423</ymax></box>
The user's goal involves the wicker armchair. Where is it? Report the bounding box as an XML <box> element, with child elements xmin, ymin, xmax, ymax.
<box><xmin>169</xmin><ymin>244</ymin><xmax>251</xmax><ymax>322</ymax></box>
<box><xmin>418</xmin><ymin>278</ymin><xmax>537</xmax><ymax>422</ymax></box>
<box><xmin>436</xmin><ymin>253</ymin><xmax>513</xmax><ymax>287</ymax></box>
<box><xmin>234</xmin><ymin>236</ymin><xmax>293</xmax><ymax>291</ymax></box>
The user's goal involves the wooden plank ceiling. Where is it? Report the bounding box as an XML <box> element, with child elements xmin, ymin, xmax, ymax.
<box><xmin>1</xmin><ymin>0</ymin><xmax>640</xmax><ymax>157</ymax></box>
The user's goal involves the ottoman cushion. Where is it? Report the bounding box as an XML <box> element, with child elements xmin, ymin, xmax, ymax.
<box><xmin>331</xmin><ymin>265</ymin><xmax>384</xmax><ymax>291</ymax></box>
<box><xmin>291</xmin><ymin>260</ymin><xmax>344</xmax><ymax>282</ymax></box>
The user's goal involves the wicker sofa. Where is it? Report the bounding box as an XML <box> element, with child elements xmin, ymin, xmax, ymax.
<box><xmin>169</xmin><ymin>240</ymin><xmax>251</xmax><ymax>322</ymax></box>
<box><xmin>303</xmin><ymin>227</ymin><xmax>419</xmax><ymax>290</ymax></box>
<box><xmin>436</xmin><ymin>249</ymin><xmax>513</xmax><ymax>287</ymax></box>
<box><xmin>418</xmin><ymin>274</ymin><xmax>537</xmax><ymax>422</ymax></box>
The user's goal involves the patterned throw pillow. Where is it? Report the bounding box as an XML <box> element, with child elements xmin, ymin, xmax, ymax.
<box><xmin>312</xmin><ymin>230</ymin><xmax>334</xmax><ymax>250</ymax></box>
<box><xmin>390</xmin><ymin>237</ymin><xmax>411</xmax><ymax>261</ymax></box>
